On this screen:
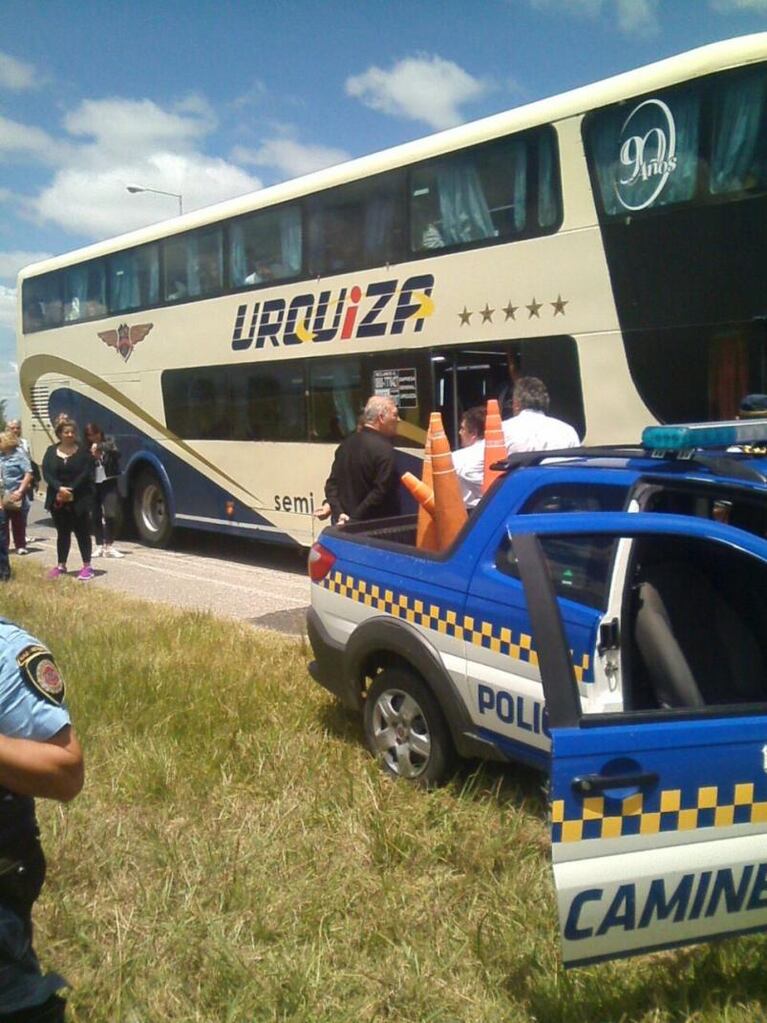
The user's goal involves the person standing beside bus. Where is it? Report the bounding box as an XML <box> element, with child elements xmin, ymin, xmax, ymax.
<box><xmin>42</xmin><ymin>418</ymin><xmax>95</xmax><ymax>581</ymax></box>
<box><xmin>0</xmin><ymin>430</ymin><xmax>33</xmax><ymax>555</ymax></box>
<box><xmin>6</xmin><ymin>420</ymin><xmax>38</xmax><ymax>542</ymax></box>
<box><xmin>0</xmin><ymin>616</ymin><xmax>84</xmax><ymax>1020</ymax></box>
<box><xmin>452</xmin><ymin>406</ymin><xmax>487</xmax><ymax>509</ymax></box>
<box><xmin>323</xmin><ymin>396</ymin><xmax>401</xmax><ymax>524</ymax></box>
<box><xmin>502</xmin><ymin>377</ymin><xmax>580</xmax><ymax>453</ymax></box>
<box><xmin>84</xmin><ymin>423</ymin><xmax>124</xmax><ymax>559</ymax></box>
<box><xmin>6</xmin><ymin>421</ymin><xmax>30</xmax><ymax>459</ymax></box>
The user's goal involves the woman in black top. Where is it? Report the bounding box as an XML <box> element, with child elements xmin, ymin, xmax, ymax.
<box><xmin>84</xmin><ymin>423</ymin><xmax>123</xmax><ymax>559</ymax></box>
<box><xmin>42</xmin><ymin>417</ymin><xmax>95</xmax><ymax>580</ymax></box>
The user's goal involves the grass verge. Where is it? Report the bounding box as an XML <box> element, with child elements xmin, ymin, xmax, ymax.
<box><xmin>3</xmin><ymin>564</ymin><xmax>766</xmax><ymax>1022</ymax></box>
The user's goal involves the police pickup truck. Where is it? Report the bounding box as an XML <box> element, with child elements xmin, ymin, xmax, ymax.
<box><xmin>307</xmin><ymin>420</ymin><xmax>767</xmax><ymax>966</ymax></box>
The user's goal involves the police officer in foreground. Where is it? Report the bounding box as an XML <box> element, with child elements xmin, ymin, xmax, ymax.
<box><xmin>0</xmin><ymin>618</ymin><xmax>84</xmax><ymax>1021</ymax></box>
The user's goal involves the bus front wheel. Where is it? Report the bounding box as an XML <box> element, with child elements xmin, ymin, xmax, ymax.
<box><xmin>132</xmin><ymin>469</ymin><xmax>172</xmax><ymax>547</ymax></box>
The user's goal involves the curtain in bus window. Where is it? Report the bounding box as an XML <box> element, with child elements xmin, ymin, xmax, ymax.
<box><xmin>710</xmin><ymin>70</ymin><xmax>767</xmax><ymax>195</ymax></box>
<box><xmin>23</xmin><ymin>275</ymin><xmax>62</xmax><ymax>332</ymax></box>
<box><xmin>709</xmin><ymin>331</ymin><xmax>748</xmax><ymax>420</ymax></box>
<box><xmin>186</xmin><ymin>236</ymin><xmax>201</xmax><ymax>297</ymax></box>
<box><xmin>230</xmin><ymin>221</ymin><xmax>248</xmax><ymax>287</ymax></box>
<box><xmin>308</xmin><ymin>357</ymin><xmax>362</xmax><ymax>441</ymax></box>
<box><xmin>279</xmin><ymin>207</ymin><xmax>301</xmax><ymax>274</ymax></box>
<box><xmin>146</xmin><ymin>247</ymin><xmax>160</xmax><ymax>305</ymax></box>
<box><xmin>363</xmin><ymin>194</ymin><xmax>395</xmax><ymax>265</ymax></box>
<box><xmin>230</xmin><ymin>207</ymin><xmax>301</xmax><ymax>286</ymax></box>
<box><xmin>587</xmin><ymin>88</ymin><xmax>700</xmax><ymax>215</ymax></box>
<box><xmin>245</xmin><ymin>364</ymin><xmax>306</xmax><ymax>441</ymax></box>
<box><xmin>436</xmin><ymin>159</ymin><xmax>495</xmax><ymax>245</ymax></box>
<box><xmin>537</xmin><ymin>132</ymin><xmax>559</xmax><ymax>228</ymax></box>
<box><xmin>511</xmin><ymin>139</ymin><xmax>527</xmax><ymax>232</ymax></box>
<box><xmin>109</xmin><ymin>252</ymin><xmax>136</xmax><ymax>312</ymax></box>
<box><xmin>63</xmin><ymin>265</ymin><xmax>88</xmax><ymax>322</ymax></box>
<box><xmin>63</xmin><ymin>261</ymin><xmax>107</xmax><ymax>322</ymax></box>
<box><xmin>109</xmin><ymin>246</ymin><xmax>159</xmax><ymax>313</ymax></box>
<box><xmin>198</xmin><ymin>230</ymin><xmax>223</xmax><ymax>293</ymax></box>
<box><xmin>164</xmin><ymin>235</ymin><xmax>188</xmax><ymax>300</ymax></box>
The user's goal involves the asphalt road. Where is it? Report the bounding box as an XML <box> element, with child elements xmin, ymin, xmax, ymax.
<box><xmin>19</xmin><ymin>506</ymin><xmax>312</xmax><ymax>636</ymax></box>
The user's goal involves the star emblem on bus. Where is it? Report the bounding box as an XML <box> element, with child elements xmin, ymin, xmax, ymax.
<box><xmin>97</xmin><ymin>322</ymin><xmax>154</xmax><ymax>362</ymax></box>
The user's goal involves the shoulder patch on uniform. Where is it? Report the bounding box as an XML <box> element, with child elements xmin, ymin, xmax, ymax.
<box><xmin>16</xmin><ymin>645</ymin><xmax>65</xmax><ymax>706</ymax></box>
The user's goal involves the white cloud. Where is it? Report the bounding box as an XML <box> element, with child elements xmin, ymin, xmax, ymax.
<box><xmin>0</xmin><ymin>52</ymin><xmax>39</xmax><ymax>91</ymax></box>
<box><xmin>528</xmin><ymin>0</ymin><xmax>659</xmax><ymax>35</ymax></box>
<box><xmin>0</xmin><ymin>287</ymin><xmax>15</xmax><ymax>330</ymax></box>
<box><xmin>710</xmin><ymin>0</ymin><xmax>767</xmax><ymax>10</ymax></box>
<box><xmin>36</xmin><ymin>155</ymin><xmax>261</xmax><ymax>236</ymax></box>
<box><xmin>615</xmin><ymin>0</ymin><xmax>659</xmax><ymax>34</ymax></box>
<box><xmin>0</xmin><ymin>115</ymin><xmax>66</xmax><ymax>163</ymax></box>
<box><xmin>232</xmin><ymin>81</ymin><xmax>269</xmax><ymax>109</ymax></box>
<box><xmin>63</xmin><ymin>97</ymin><xmax>211</xmax><ymax>157</ymax></box>
<box><xmin>529</xmin><ymin>0</ymin><xmax>601</xmax><ymax>14</ymax></box>
<box><xmin>28</xmin><ymin>97</ymin><xmax>262</xmax><ymax>236</ymax></box>
<box><xmin>0</xmin><ymin>251</ymin><xmax>51</xmax><ymax>284</ymax></box>
<box><xmin>233</xmin><ymin>137</ymin><xmax>349</xmax><ymax>178</ymax></box>
<box><xmin>346</xmin><ymin>54</ymin><xmax>489</xmax><ymax>130</ymax></box>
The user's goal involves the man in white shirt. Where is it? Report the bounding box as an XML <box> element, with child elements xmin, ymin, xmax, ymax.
<box><xmin>452</xmin><ymin>407</ymin><xmax>486</xmax><ymax>508</ymax></box>
<box><xmin>502</xmin><ymin>377</ymin><xmax>580</xmax><ymax>453</ymax></box>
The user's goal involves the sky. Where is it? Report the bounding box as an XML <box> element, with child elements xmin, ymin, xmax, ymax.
<box><xmin>2</xmin><ymin>0</ymin><xmax>767</xmax><ymax>418</ymax></box>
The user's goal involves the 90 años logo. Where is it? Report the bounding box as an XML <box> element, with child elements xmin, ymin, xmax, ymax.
<box><xmin>616</xmin><ymin>98</ymin><xmax>677</xmax><ymax>212</ymax></box>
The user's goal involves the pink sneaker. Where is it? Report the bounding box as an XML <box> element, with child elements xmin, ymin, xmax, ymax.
<box><xmin>47</xmin><ymin>565</ymin><xmax>65</xmax><ymax>579</ymax></box>
<box><xmin>77</xmin><ymin>566</ymin><xmax>95</xmax><ymax>582</ymax></box>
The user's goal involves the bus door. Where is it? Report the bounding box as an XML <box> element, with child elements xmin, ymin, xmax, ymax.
<box><xmin>430</xmin><ymin>337</ymin><xmax>585</xmax><ymax>448</ymax></box>
<box><xmin>512</xmin><ymin>517</ymin><xmax>767</xmax><ymax>967</ymax></box>
<box><xmin>430</xmin><ymin>345</ymin><xmax>516</xmax><ymax>447</ymax></box>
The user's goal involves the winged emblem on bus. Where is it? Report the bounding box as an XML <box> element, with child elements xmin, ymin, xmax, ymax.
<box><xmin>97</xmin><ymin>322</ymin><xmax>154</xmax><ymax>362</ymax></box>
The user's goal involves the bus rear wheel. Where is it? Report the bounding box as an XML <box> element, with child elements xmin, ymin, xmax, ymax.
<box><xmin>132</xmin><ymin>469</ymin><xmax>172</xmax><ymax>547</ymax></box>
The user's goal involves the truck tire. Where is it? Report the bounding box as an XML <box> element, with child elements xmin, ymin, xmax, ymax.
<box><xmin>364</xmin><ymin>668</ymin><xmax>455</xmax><ymax>786</ymax></box>
<box><xmin>132</xmin><ymin>468</ymin><xmax>172</xmax><ymax>547</ymax></box>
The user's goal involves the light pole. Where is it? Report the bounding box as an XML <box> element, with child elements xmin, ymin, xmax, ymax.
<box><xmin>126</xmin><ymin>184</ymin><xmax>183</xmax><ymax>216</ymax></box>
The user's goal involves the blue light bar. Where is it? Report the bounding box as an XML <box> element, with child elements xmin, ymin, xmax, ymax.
<box><xmin>642</xmin><ymin>419</ymin><xmax>767</xmax><ymax>451</ymax></box>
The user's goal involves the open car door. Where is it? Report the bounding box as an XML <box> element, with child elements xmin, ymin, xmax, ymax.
<box><xmin>513</xmin><ymin>513</ymin><xmax>767</xmax><ymax>967</ymax></box>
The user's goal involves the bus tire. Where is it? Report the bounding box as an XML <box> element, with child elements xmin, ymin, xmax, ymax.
<box><xmin>132</xmin><ymin>468</ymin><xmax>172</xmax><ymax>547</ymax></box>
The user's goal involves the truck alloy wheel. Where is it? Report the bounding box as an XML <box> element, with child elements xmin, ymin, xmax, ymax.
<box><xmin>363</xmin><ymin>668</ymin><xmax>454</xmax><ymax>785</ymax></box>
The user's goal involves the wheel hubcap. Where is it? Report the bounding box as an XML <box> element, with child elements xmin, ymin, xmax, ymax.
<box><xmin>371</xmin><ymin>688</ymin><xmax>431</xmax><ymax>779</ymax></box>
<box><xmin>141</xmin><ymin>484</ymin><xmax>165</xmax><ymax>533</ymax></box>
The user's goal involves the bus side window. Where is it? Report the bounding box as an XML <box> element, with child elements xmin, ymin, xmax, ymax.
<box><xmin>63</xmin><ymin>260</ymin><xmax>106</xmax><ymax>323</ymax></box>
<box><xmin>409</xmin><ymin>131</ymin><xmax>547</xmax><ymax>254</ymax></box>
<box><xmin>229</xmin><ymin>206</ymin><xmax>302</xmax><ymax>288</ymax></box>
<box><xmin>108</xmin><ymin>243</ymin><xmax>159</xmax><ymax>315</ymax></box>
<box><xmin>306</xmin><ymin>172</ymin><xmax>406</xmax><ymax>277</ymax></box>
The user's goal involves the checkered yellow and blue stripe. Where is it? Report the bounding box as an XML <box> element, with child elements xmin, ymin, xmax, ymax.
<box><xmin>552</xmin><ymin>782</ymin><xmax>767</xmax><ymax>843</ymax></box>
<box><xmin>321</xmin><ymin>569</ymin><xmax>591</xmax><ymax>681</ymax></box>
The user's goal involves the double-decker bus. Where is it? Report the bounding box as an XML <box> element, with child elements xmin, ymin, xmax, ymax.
<box><xmin>17</xmin><ymin>33</ymin><xmax>767</xmax><ymax>548</ymax></box>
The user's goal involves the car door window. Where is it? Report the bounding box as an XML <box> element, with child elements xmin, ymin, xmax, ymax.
<box><xmin>624</xmin><ymin>533</ymin><xmax>767</xmax><ymax>712</ymax></box>
<box><xmin>497</xmin><ymin>483</ymin><xmax>626</xmax><ymax>609</ymax></box>
<box><xmin>498</xmin><ymin>533</ymin><xmax>616</xmax><ymax>610</ymax></box>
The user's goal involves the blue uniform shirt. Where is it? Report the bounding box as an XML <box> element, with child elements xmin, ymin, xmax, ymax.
<box><xmin>0</xmin><ymin>618</ymin><xmax>70</xmax><ymax>842</ymax></box>
<box><xmin>0</xmin><ymin>619</ymin><xmax>71</xmax><ymax>1012</ymax></box>
<box><xmin>0</xmin><ymin>619</ymin><xmax>69</xmax><ymax>742</ymax></box>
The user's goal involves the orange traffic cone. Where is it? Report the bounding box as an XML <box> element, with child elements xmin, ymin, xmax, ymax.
<box><xmin>483</xmin><ymin>398</ymin><xmax>506</xmax><ymax>493</ymax></box>
<box><xmin>429</xmin><ymin>412</ymin><xmax>468</xmax><ymax>550</ymax></box>
<box><xmin>416</xmin><ymin>431</ymin><xmax>439</xmax><ymax>551</ymax></box>
<box><xmin>401</xmin><ymin>472</ymin><xmax>435</xmax><ymax>515</ymax></box>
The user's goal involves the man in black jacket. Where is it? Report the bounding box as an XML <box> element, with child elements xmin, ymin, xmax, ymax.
<box><xmin>321</xmin><ymin>396</ymin><xmax>401</xmax><ymax>523</ymax></box>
